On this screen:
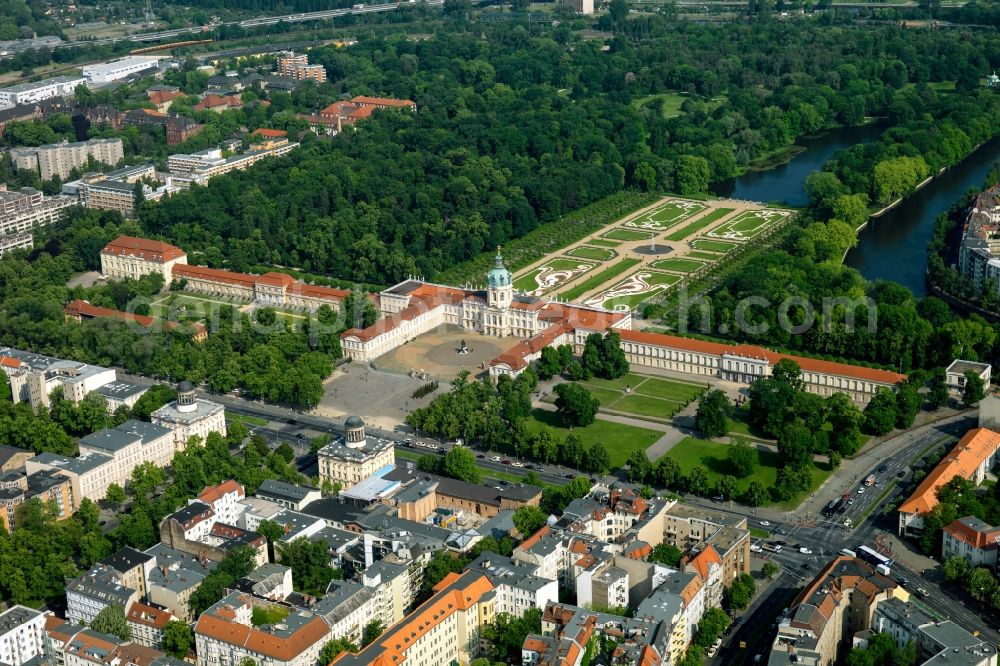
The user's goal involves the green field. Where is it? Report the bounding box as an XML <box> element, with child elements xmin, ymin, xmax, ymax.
<box><xmin>576</xmin><ymin>373</ymin><xmax>705</xmax><ymax>420</ymax></box>
<box><xmin>690</xmin><ymin>239</ymin><xmax>738</xmax><ymax>253</ymax></box>
<box><xmin>623</xmin><ymin>200</ymin><xmax>708</xmax><ymax>231</ymax></box>
<box><xmin>707</xmin><ymin>209</ymin><xmax>791</xmax><ymax>241</ymax></box>
<box><xmin>634</xmin><ymin>92</ymin><xmax>727</xmax><ymax>118</ymax></box>
<box><xmin>228</xmin><ymin>414</ymin><xmax>268</xmax><ymax>427</ymax></box>
<box><xmin>585</xmin><ymin>270</ymin><xmax>680</xmax><ymax>309</ymax></box>
<box><xmin>565</xmin><ymin>245</ymin><xmax>616</xmax><ymax>261</ymax></box>
<box><xmin>665</xmin><ymin>208</ymin><xmax>735</xmax><ymax>241</ymax></box>
<box><xmin>561</xmin><ymin>258</ymin><xmax>641</xmax><ymax>301</ymax></box>
<box><xmin>686</xmin><ymin>251</ymin><xmax>722</xmax><ymax>261</ymax></box>
<box><xmin>660</xmin><ymin>437</ymin><xmax>832</xmax><ymax>508</ymax></box>
<box><xmin>514</xmin><ymin>257</ymin><xmax>596</xmax><ymax>294</ymax></box>
<box><xmin>613</xmin><ymin>393</ymin><xmax>684</xmax><ymax>419</ymax></box>
<box><xmin>649</xmin><ymin>258</ymin><xmax>708</xmax><ymax>273</ymax></box>
<box><xmin>588</xmin><ymin>239</ymin><xmax>621</xmax><ymax>248</ymax></box>
<box><xmin>603</xmin><ymin>228</ymin><xmax>655</xmax><ymax>241</ymax></box>
<box><xmin>150</xmin><ymin>292</ymin><xmax>247</xmax><ymax>319</ymax></box>
<box><xmin>632</xmin><ymin>376</ymin><xmax>705</xmax><ymax>402</ymax></box>
<box><xmin>528</xmin><ymin>409</ymin><xmax>661</xmax><ymax>468</ymax></box>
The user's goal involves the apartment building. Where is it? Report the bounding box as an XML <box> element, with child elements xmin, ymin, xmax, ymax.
<box><xmin>297</xmin><ymin>579</ymin><xmax>375</xmax><ymax>648</ymax></box>
<box><xmin>0</xmin><ymin>467</ymin><xmax>76</xmax><ymax>532</ymax></box>
<box><xmin>101</xmin><ymin>547</ymin><xmax>156</xmax><ymax>599</ymax></box>
<box><xmin>767</xmin><ymin>557</ymin><xmax>904</xmax><ymax>666</ymax></box>
<box><xmin>0</xmin><ymin>605</ymin><xmax>46</xmax><ymax>666</ymax></box>
<box><xmin>899</xmin><ymin>428</ymin><xmax>1000</xmax><ymax>535</ymax></box>
<box><xmin>255</xmin><ymin>479</ymin><xmax>321</xmax><ymax>511</ymax></box>
<box><xmin>276</xmin><ymin>52</ymin><xmax>326</xmax><ymax>83</ymax></box>
<box><xmin>167</xmin><ymin>138</ymin><xmax>298</xmax><ymax>182</ymax></box>
<box><xmin>25</xmin><ymin>451</ymin><xmax>114</xmax><ymax>504</ymax></box>
<box><xmin>526</xmin><ymin>603</ymin><xmax>668</xmax><ymax>666</ymax></box>
<box><xmin>100</xmin><ymin>235</ymin><xmax>187</xmax><ymax>284</ymax></box>
<box><xmin>662</xmin><ymin>503</ymin><xmax>750</xmax><ymax>584</ymax></box>
<box><xmin>65</xmin><ymin>563</ymin><xmax>141</xmax><ymax>625</ymax></box>
<box><xmin>0</xmin><ymin>346</ymin><xmax>118</xmax><ymax>409</ymax></box>
<box><xmin>196</xmin><ymin>480</ymin><xmax>247</xmax><ymax>526</ymax></box>
<box><xmin>159</xmin><ymin>500</ymin><xmax>268</xmax><ymax>568</ymax></box>
<box><xmin>360</xmin><ymin>559</ymin><xmax>412</xmax><ymax>628</ymax></box>
<box><xmin>872</xmin><ymin>597</ymin><xmax>998</xmax><ymax>666</ymax></box>
<box><xmin>148</xmin><ymin>562</ymin><xmax>206</xmax><ymax>623</ymax></box>
<box><xmin>635</xmin><ymin>572</ymin><xmax>704</xmax><ymax>665</ymax></box>
<box><xmin>151</xmin><ymin>381</ymin><xmax>227</xmax><ymax>449</ymax></box>
<box><xmin>12</xmin><ymin>138</ymin><xmax>124</xmax><ymax>182</ymax></box>
<box><xmin>78</xmin><ymin>420</ymin><xmax>175</xmax><ymax>487</ymax></box>
<box><xmin>941</xmin><ymin>516</ymin><xmax>1000</xmax><ymax>569</ymax></box>
<box><xmin>93</xmin><ymin>381</ymin><xmax>149</xmax><ymax>412</ymax></box>
<box><xmin>195</xmin><ymin>592</ymin><xmax>332</xmax><ymax>666</ymax></box>
<box><xmin>126</xmin><ymin>603</ymin><xmax>176</xmax><ymax>649</ymax></box>
<box><xmin>0</xmin><ymin>76</ymin><xmax>86</xmax><ymax>106</ymax></box>
<box><xmin>83</xmin><ymin>57</ymin><xmax>158</xmax><ymax>84</ymax></box>
<box><xmin>71</xmin><ymin>164</ymin><xmax>167</xmax><ymax>217</ymax></box>
<box><xmin>0</xmin><ymin>186</ymin><xmax>76</xmax><ymax>256</ymax></box>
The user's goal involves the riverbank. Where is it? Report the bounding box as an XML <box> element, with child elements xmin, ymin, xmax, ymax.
<box><xmin>862</xmin><ymin>170</ymin><xmax>942</xmax><ymax>225</ymax></box>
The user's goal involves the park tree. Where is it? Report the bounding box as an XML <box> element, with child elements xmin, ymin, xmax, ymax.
<box><xmin>626</xmin><ymin>450</ymin><xmax>653</xmax><ymax>484</ymax></box>
<box><xmin>553</xmin><ymin>383</ymin><xmax>600</xmax><ymax>428</ymax></box>
<box><xmin>826</xmin><ymin>393</ymin><xmax>863</xmax><ymax>455</ymax></box>
<box><xmin>716</xmin><ymin>475</ymin><xmax>738</xmax><ymax>500</ymax></box>
<box><xmin>777</xmin><ymin>424</ymin><xmax>813</xmax><ymax>468</ymax></box>
<box><xmin>532</xmin><ymin>428</ymin><xmax>559</xmax><ymax>465</ymax></box>
<box><xmin>963</xmin><ymin>370</ymin><xmax>986</xmax><ymax>405</ymax></box>
<box><xmin>648</xmin><ymin>543</ymin><xmax>682</xmax><ymax>566</ymax></box>
<box><xmin>91</xmin><ymin>604</ymin><xmax>131</xmax><ymax>641</ymax></box>
<box><xmin>894</xmin><ymin>380</ymin><xmax>922</xmax><ymax>429</ymax></box>
<box><xmin>441</xmin><ymin>446</ymin><xmax>482</xmax><ymax>484</ymax></box>
<box><xmin>864</xmin><ymin>388</ymin><xmax>897</xmax><ymax>435</ymax></box>
<box><xmin>942</xmin><ymin>555</ymin><xmax>970</xmax><ymax>583</ymax></box>
<box><xmin>726</xmin><ymin>438</ymin><xmax>758</xmax><ymax>478</ymax></box>
<box><xmin>656</xmin><ymin>456</ymin><xmax>683</xmax><ymax>489</ymax></box>
<box><xmin>536</xmin><ymin>346</ymin><xmax>564</xmax><ymax>380</ymax></box>
<box><xmin>583</xmin><ymin>443</ymin><xmax>611</xmax><ymax>474</ymax></box>
<box><xmin>580</xmin><ymin>332</ymin><xmax>629</xmax><ymax>379</ymax></box>
<box><xmin>558</xmin><ymin>433</ymin><xmax>585</xmax><ymax>469</ymax></box>
<box><xmin>695</xmin><ymin>389</ymin><xmax>731</xmax><ymax>438</ymax></box>
<box><xmin>512</xmin><ymin>505</ymin><xmax>548</xmax><ymax>537</ymax></box>
<box><xmin>161</xmin><ymin>621</ymin><xmax>194</xmax><ymax>658</ymax></box>
<box><xmin>742</xmin><ymin>479</ymin><xmax>768</xmax><ymax>507</ymax></box>
<box><xmin>686</xmin><ymin>465</ymin><xmax>710</xmax><ymax>496</ymax></box>
<box><xmin>341</xmin><ymin>290</ymin><xmax>377</xmax><ymax>330</ymax></box>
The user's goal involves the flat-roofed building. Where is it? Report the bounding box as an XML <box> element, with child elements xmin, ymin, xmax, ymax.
<box><xmin>83</xmin><ymin>57</ymin><xmax>158</xmax><ymax>84</ymax></box>
<box><xmin>663</xmin><ymin>503</ymin><xmax>750</xmax><ymax>585</ymax></box>
<box><xmin>0</xmin><ymin>186</ymin><xmax>76</xmax><ymax>256</ymax></box>
<box><xmin>99</xmin><ymin>235</ymin><xmax>187</xmax><ymax>284</ymax></box>
<box><xmin>78</xmin><ymin>419</ymin><xmax>175</xmax><ymax>487</ymax></box>
<box><xmin>25</xmin><ymin>451</ymin><xmax>114</xmax><ymax>504</ymax></box>
<box><xmin>0</xmin><ymin>605</ymin><xmax>45</xmax><ymax>666</ymax></box>
<box><xmin>0</xmin><ymin>467</ymin><xmax>76</xmax><ymax>531</ymax></box>
<box><xmin>255</xmin><ymin>479</ymin><xmax>320</xmax><ymax>511</ymax></box>
<box><xmin>93</xmin><ymin>380</ymin><xmax>149</xmax><ymax>412</ymax></box>
<box><xmin>276</xmin><ymin>52</ymin><xmax>326</xmax><ymax>83</ymax></box>
<box><xmin>0</xmin><ymin>76</ymin><xmax>86</xmax><ymax>106</ymax></box>
<box><xmin>0</xmin><ymin>347</ymin><xmax>118</xmax><ymax>409</ymax></box>
<box><xmin>872</xmin><ymin>597</ymin><xmax>997</xmax><ymax>666</ymax></box>
<box><xmin>946</xmin><ymin>359</ymin><xmax>992</xmax><ymax>393</ymax></box>
<box><xmin>317</xmin><ymin>416</ymin><xmax>394</xmax><ymax>490</ymax></box>
<box><xmin>12</xmin><ymin>138</ymin><xmax>123</xmax><ymax>181</ymax></box>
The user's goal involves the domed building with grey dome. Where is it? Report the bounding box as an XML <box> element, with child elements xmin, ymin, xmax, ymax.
<box><xmin>151</xmin><ymin>380</ymin><xmax>227</xmax><ymax>450</ymax></box>
<box><xmin>317</xmin><ymin>414</ymin><xmax>394</xmax><ymax>490</ymax></box>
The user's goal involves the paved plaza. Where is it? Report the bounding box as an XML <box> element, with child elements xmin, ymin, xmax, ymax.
<box><xmin>374</xmin><ymin>325</ymin><xmax>522</xmax><ymax>379</ymax></box>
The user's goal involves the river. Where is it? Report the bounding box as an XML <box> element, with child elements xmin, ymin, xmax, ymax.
<box><xmin>711</xmin><ymin>124</ymin><xmax>1000</xmax><ymax>297</ymax></box>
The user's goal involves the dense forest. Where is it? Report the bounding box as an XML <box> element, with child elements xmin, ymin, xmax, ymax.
<box><xmin>133</xmin><ymin>19</ymin><xmax>1000</xmax><ymax>285</ymax></box>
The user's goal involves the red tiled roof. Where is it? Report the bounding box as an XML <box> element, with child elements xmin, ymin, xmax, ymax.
<box><xmin>195</xmin><ymin>611</ymin><xmax>330</xmax><ymax>661</ymax></box>
<box><xmin>899</xmin><ymin>428</ymin><xmax>1000</xmax><ymax>516</ymax></box>
<box><xmin>251</xmin><ymin>128</ymin><xmax>287</xmax><ymax>138</ymax></box>
<box><xmin>351</xmin><ymin>95</ymin><xmax>416</xmax><ymax>109</ymax></box>
<box><xmin>127</xmin><ymin>602</ymin><xmax>173</xmax><ymax>629</ymax></box>
<box><xmin>101</xmin><ymin>235</ymin><xmax>186</xmax><ymax>263</ymax></box>
<box><xmin>943</xmin><ymin>517</ymin><xmax>1000</xmax><ymax>550</ymax></box>
<box><xmin>198</xmin><ymin>480</ymin><xmax>245</xmax><ymax>506</ymax></box>
<box><xmin>149</xmin><ymin>90</ymin><xmax>183</xmax><ymax>105</ymax></box>
<box><xmin>688</xmin><ymin>546</ymin><xmax>722</xmax><ymax>581</ymax></box>
<box><xmin>256</xmin><ymin>272</ymin><xmax>297</xmax><ymax>288</ymax></box>
<box><xmin>194</xmin><ymin>95</ymin><xmax>243</xmax><ymax>111</ymax></box>
<box><xmin>173</xmin><ymin>264</ymin><xmax>258</xmax><ymax>289</ymax></box>
<box><xmin>491</xmin><ymin>322</ymin><xmax>571</xmax><ymax>371</ymax></box>
<box><xmin>65</xmin><ymin>300</ymin><xmax>207</xmax><ymax>338</ymax></box>
<box><xmin>0</xmin><ymin>356</ymin><xmax>22</xmax><ymax>369</ymax></box>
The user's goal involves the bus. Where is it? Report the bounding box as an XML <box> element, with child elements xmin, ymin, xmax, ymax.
<box><xmin>856</xmin><ymin>545</ymin><xmax>892</xmax><ymax>575</ymax></box>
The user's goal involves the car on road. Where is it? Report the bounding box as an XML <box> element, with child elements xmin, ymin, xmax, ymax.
<box><xmin>512</xmin><ymin>462</ymin><xmax>524</xmax><ymax>468</ymax></box>
<box><xmin>712</xmin><ymin>495</ymin><xmax>725</xmax><ymax>503</ymax></box>
<box><xmin>857</xmin><ymin>487</ymin><xmax>865</xmax><ymax>494</ymax></box>
<box><xmin>896</xmin><ymin>470</ymin><xmax>906</xmax><ymax>477</ymax></box>
<box><xmin>877</xmin><ymin>465</ymin><xmax>888</xmax><ymax>473</ymax></box>
<box><xmin>560</xmin><ymin>472</ymin><xmax>574</xmax><ymax>478</ymax></box>
<box><xmin>775</xmin><ymin>527</ymin><xmax>787</xmax><ymax>535</ymax></box>
<box><xmin>501</xmin><ymin>459</ymin><xmax>512</xmax><ymax>465</ymax></box>
<box><xmin>476</xmin><ymin>454</ymin><xmax>485</xmax><ymax>458</ymax></box>
<box><xmin>917</xmin><ymin>587</ymin><xmax>930</xmax><ymax>598</ymax></box>
<box><xmin>759</xmin><ymin>520</ymin><xmax>771</xmax><ymax>526</ymax></box>
<box><xmin>799</xmin><ymin>547</ymin><xmax>812</xmax><ymax>554</ymax></box>
<box><xmin>491</xmin><ymin>456</ymin><xmax>501</xmax><ymax>462</ymax></box>
<box><xmin>286</xmin><ymin>418</ymin><xmax>297</xmax><ymax>425</ymax></box>
<box><xmin>296</xmin><ymin>433</ymin><xmax>305</xmax><ymax>439</ymax></box>
<box><xmin>706</xmin><ymin>646</ymin><xmax>718</xmax><ymax>658</ymax></box>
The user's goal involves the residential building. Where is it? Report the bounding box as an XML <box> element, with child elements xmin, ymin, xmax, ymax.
<box><xmin>65</xmin><ymin>300</ymin><xmax>207</xmax><ymax>342</ymax></box>
<box><xmin>0</xmin><ymin>186</ymin><xmax>76</xmax><ymax>257</ymax></box>
<box><xmin>100</xmin><ymin>547</ymin><xmax>156</xmax><ymax>599</ymax></box>
<box><xmin>958</xmin><ymin>182</ymin><xmax>1000</xmax><ymax>296</ymax></box>
<box><xmin>255</xmin><ymin>479</ymin><xmax>321</xmax><ymax>511</ymax></box>
<box><xmin>0</xmin><ymin>76</ymin><xmax>87</xmax><ymax>106</ymax></box>
<box><xmin>467</xmin><ymin>553</ymin><xmax>559</xmax><ymax>615</ymax></box>
<box><xmin>872</xmin><ymin>597</ymin><xmax>998</xmax><ymax>666</ymax></box>
<box><xmin>99</xmin><ymin>235</ymin><xmax>187</xmax><ymax>284</ymax></box>
<box><xmin>25</xmin><ymin>451</ymin><xmax>114</xmax><ymax>504</ymax></box>
<box><xmin>196</xmin><ymin>480</ymin><xmax>247</xmax><ymax>526</ymax></box>
<box><xmin>238</xmin><ymin>496</ymin><xmax>284</xmax><ymax>532</ymax></box>
<box><xmin>634</xmin><ymin>572</ymin><xmax>704</xmax><ymax>665</ymax></box>
<box><xmin>294</xmin><ymin>579</ymin><xmax>374</xmax><ymax>647</ymax></box>
<box><xmin>941</xmin><ymin>516</ymin><xmax>1000</xmax><ymax>569</ymax></box>
<box><xmin>192</xmin><ymin>95</ymin><xmax>242</xmax><ymax>113</ymax></box>
<box><xmin>564</xmin><ymin>0</ymin><xmax>595</xmax><ymax>13</ymax></box>
<box><xmin>166</xmin><ymin>139</ymin><xmax>298</xmax><ymax>181</ymax></box>
<box><xmin>83</xmin><ymin>57</ymin><xmax>159</xmax><ymax>84</ymax></box>
<box><xmin>66</xmin><ymin>563</ymin><xmax>141</xmax><ymax>625</ymax></box>
<box><xmin>92</xmin><ymin>381</ymin><xmax>149</xmax><ymax>412</ymax></box>
<box><xmin>0</xmin><ymin>467</ymin><xmax>77</xmax><ymax>531</ymax></box>
<box><xmin>0</xmin><ymin>444</ymin><xmax>32</xmax><ymax>473</ymax></box>
<box><xmin>684</xmin><ymin>546</ymin><xmax>724</xmax><ymax>609</ymax></box>
<box><xmin>194</xmin><ymin>592</ymin><xmax>332</xmax><ymax>666</ymax></box>
<box><xmin>527</xmin><ymin>602</ymin><xmax>668</xmax><ymax>666</ymax></box>
<box><xmin>275</xmin><ymin>52</ymin><xmax>326</xmax><ymax>83</ymax></box>
<box><xmin>899</xmin><ymin>428</ymin><xmax>1000</xmax><ymax>535</ymax></box>
<box><xmin>148</xmin><ymin>562</ymin><xmax>206</xmax><ymax>623</ymax></box>
<box><xmin>0</xmin><ymin>347</ymin><xmax>118</xmax><ymax>409</ymax></box>
<box><xmin>126</xmin><ymin>603</ymin><xmax>176</xmax><ymax>649</ymax></box>
<box><xmin>0</xmin><ymin>605</ymin><xmax>46</xmax><ymax>666</ymax></box>
<box><xmin>151</xmin><ymin>381</ymin><xmax>226</xmax><ymax>449</ymax></box>
<box><xmin>767</xmin><ymin>556</ymin><xmax>904</xmax><ymax>666</ymax></box>
<box><xmin>360</xmin><ymin>559</ymin><xmax>412</xmax><ymax>628</ymax></box>
<box><xmin>662</xmin><ymin>503</ymin><xmax>750</xmax><ymax>584</ymax></box>
<box><xmin>351</xmin><ymin>96</ymin><xmax>417</xmax><ymax>112</ymax></box>
<box><xmin>946</xmin><ymin>359</ymin><xmax>992</xmax><ymax>393</ymax></box>
<box><xmin>238</xmin><ymin>563</ymin><xmax>292</xmax><ymax>601</ymax></box>
<box><xmin>165</xmin><ymin>116</ymin><xmax>203</xmax><ymax>145</ymax></box>
<box><xmin>383</xmin><ymin>466</ymin><xmax>543</xmax><ymax>520</ymax></box>
<box><xmin>77</xmin><ymin>419</ymin><xmax>175</xmax><ymax>486</ymax></box>
<box><xmin>12</xmin><ymin>138</ymin><xmax>124</xmax><ymax>181</ymax></box>
<box><xmin>69</xmin><ymin>164</ymin><xmax>170</xmax><ymax>217</ymax></box>
<box><xmin>148</xmin><ymin>90</ymin><xmax>183</xmax><ymax>113</ymax></box>
<box><xmin>317</xmin><ymin>416</ymin><xmax>395</xmax><ymax>490</ymax></box>
<box><xmin>59</xmin><ymin>628</ymin><xmax>169</xmax><ymax>666</ymax></box>
<box><xmin>159</xmin><ymin>500</ymin><xmax>268</xmax><ymax>568</ymax></box>
<box><xmin>0</xmin><ymin>96</ymin><xmax>71</xmax><ymax>138</ymax></box>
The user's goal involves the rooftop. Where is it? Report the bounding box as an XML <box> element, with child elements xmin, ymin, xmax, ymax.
<box><xmin>256</xmin><ymin>479</ymin><xmax>317</xmax><ymax>504</ymax></box>
<box><xmin>899</xmin><ymin>428</ymin><xmax>1000</xmax><ymax>516</ymax></box>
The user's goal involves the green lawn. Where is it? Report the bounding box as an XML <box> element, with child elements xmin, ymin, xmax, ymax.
<box><xmin>396</xmin><ymin>449</ymin><xmax>530</xmax><ymax>484</ymax></box>
<box><xmin>649</xmin><ymin>258</ymin><xmax>708</xmax><ymax>273</ymax></box>
<box><xmin>602</xmin><ymin>228</ymin><xmax>654</xmax><ymax>241</ymax></box>
<box><xmin>612</xmin><ymin>393</ymin><xmax>684</xmax><ymax>419</ymax></box>
<box><xmin>650</xmin><ymin>200</ymin><xmax>707</xmax><ymax>223</ymax></box>
<box><xmin>749</xmin><ymin>527</ymin><xmax>770</xmax><ymax>539</ymax></box>
<box><xmin>634</xmin><ymin>376</ymin><xmax>705</xmax><ymax>402</ymax></box>
<box><xmin>576</xmin><ymin>374</ymin><xmax>705</xmax><ymax>420</ymax></box>
<box><xmin>513</xmin><ymin>257</ymin><xmax>596</xmax><ymax>293</ymax></box>
<box><xmin>708</xmin><ymin>209</ymin><xmax>791</xmax><ymax>240</ymax></box>
<box><xmin>660</xmin><ymin>437</ymin><xmax>832</xmax><ymax>509</ymax></box>
<box><xmin>597</xmin><ymin>271</ymin><xmax>679</xmax><ymax>309</ymax></box>
<box><xmin>665</xmin><ymin>208</ymin><xmax>735</xmax><ymax>241</ymax></box>
<box><xmin>565</xmin><ymin>245</ymin><xmax>616</xmax><ymax>261</ymax></box>
<box><xmin>634</xmin><ymin>93</ymin><xmax>727</xmax><ymax>118</ymax></box>
<box><xmin>686</xmin><ymin>251</ymin><xmax>722</xmax><ymax>261</ymax></box>
<box><xmin>588</xmin><ymin>238</ymin><xmax>620</xmax><ymax>248</ymax></box>
<box><xmin>690</xmin><ymin>239</ymin><xmax>738</xmax><ymax>253</ymax></box>
<box><xmin>528</xmin><ymin>409</ymin><xmax>661</xmax><ymax>469</ymax></box>
<box><xmin>228</xmin><ymin>414</ymin><xmax>268</xmax><ymax>427</ymax></box>
<box><xmin>561</xmin><ymin>258</ymin><xmax>641</xmax><ymax>301</ymax></box>
<box><xmin>150</xmin><ymin>292</ymin><xmax>247</xmax><ymax>319</ymax></box>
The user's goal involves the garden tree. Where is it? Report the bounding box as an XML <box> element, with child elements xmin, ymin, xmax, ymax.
<box><xmin>553</xmin><ymin>383</ymin><xmax>600</xmax><ymax>427</ymax></box>
<box><xmin>541</xmin><ymin>477</ymin><xmax>592</xmax><ymax>515</ymax></box>
<box><xmin>341</xmin><ymin>290</ymin><xmax>377</xmax><ymax>330</ymax></box>
<box><xmin>319</xmin><ymin>638</ymin><xmax>358</xmax><ymax>663</ymax></box>
<box><xmin>648</xmin><ymin>543</ymin><xmax>683</xmax><ymax>566</ymax></box>
<box><xmin>189</xmin><ymin>546</ymin><xmax>258</xmax><ymax>616</ymax></box>
<box><xmin>968</xmin><ymin>566</ymin><xmax>997</xmax><ymax>601</ymax></box>
<box><xmin>830</xmin><ymin>451</ymin><xmax>842</xmax><ymax>469</ymax></box>
<box><xmin>90</xmin><ymin>604</ymin><xmax>131</xmax><ymax>641</ymax></box>
<box><xmin>963</xmin><ymin>370</ymin><xmax>986</xmax><ymax>405</ymax></box>
<box><xmin>558</xmin><ymin>433</ymin><xmax>585</xmax><ymax>469</ymax></box>
<box><xmin>481</xmin><ymin>609</ymin><xmax>542</xmax><ymax>665</ymax></box>
<box><xmin>777</xmin><ymin>424</ymin><xmax>813</xmax><ymax>468</ymax></box>
<box><xmin>131</xmin><ymin>462</ymin><xmax>167</xmax><ymax>498</ymax></box>
<box><xmin>942</xmin><ymin>555</ymin><xmax>970</xmax><ymax>583</ymax></box>
<box><xmin>498</xmin><ymin>374</ymin><xmax>532</xmax><ymax>423</ymax></box>
<box><xmin>773</xmin><ymin>360</ymin><xmax>805</xmax><ymax>392</ymax></box>
<box><xmin>741</xmin><ymin>478</ymin><xmax>767</xmax><ymax>506</ymax></box>
<box><xmin>716</xmin><ymin>475</ymin><xmax>738</xmax><ymax>500</ymax></box>
<box><xmin>104</xmin><ymin>483</ymin><xmax>126</xmax><ymax>509</ymax></box>
<box><xmin>278</xmin><ymin>538</ymin><xmax>336</xmax><ymax>595</ymax></box>
<box><xmin>894</xmin><ymin>380</ymin><xmax>922</xmax><ymax>429</ymax></box>
<box><xmin>626</xmin><ymin>450</ymin><xmax>653</xmax><ymax>484</ymax></box>
<box><xmin>275</xmin><ymin>443</ymin><xmax>295</xmax><ymax>463</ymax></box>
<box><xmin>926</xmin><ymin>368</ymin><xmax>950</xmax><ymax>410</ymax></box>
<box><xmin>695</xmin><ymin>389</ymin><xmax>731</xmax><ymax>438</ymax></box>
<box><xmin>864</xmin><ymin>388</ymin><xmax>897</xmax><ymax>436</ymax></box>
<box><xmin>724</xmin><ymin>573</ymin><xmax>756</xmax><ymax>610</ymax></box>
<box><xmin>532</xmin><ymin>428</ymin><xmax>559</xmax><ymax>465</ymax></box>
<box><xmin>762</xmin><ymin>562</ymin><xmax>780</xmax><ymax>579</ymax></box>
<box><xmin>656</xmin><ymin>456</ymin><xmax>683</xmax><ymax>489</ymax></box>
<box><xmin>726</xmin><ymin>438</ymin><xmax>758</xmax><ymax>478</ymax></box>
<box><xmin>844</xmin><ymin>632</ymin><xmax>916</xmax><ymax>666</ymax></box>
<box><xmin>583</xmin><ymin>443</ymin><xmax>611</xmax><ymax>474</ymax></box>
<box><xmin>693</xmin><ymin>608</ymin><xmax>730</xmax><ymax>647</ymax></box>
<box><xmin>536</xmin><ymin>346</ymin><xmax>564</xmax><ymax>380</ymax></box>
<box><xmin>512</xmin><ymin>505</ymin><xmax>548</xmax><ymax>537</ymax></box>
<box><xmin>441</xmin><ymin>446</ymin><xmax>482</xmax><ymax>484</ymax></box>
<box><xmin>580</xmin><ymin>332</ymin><xmax>629</xmax><ymax>380</ymax></box>
<box><xmin>746</xmin><ymin>375</ymin><xmax>796</xmax><ymax>439</ymax></box>
<box><xmin>362</xmin><ymin>619</ymin><xmax>385</xmax><ymax>648</ymax></box>
<box><xmin>826</xmin><ymin>393</ymin><xmax>863</xmax><ymax>455</ymax></box>
<box><xmin>686</xmin><ymin>465</ymin><xmax>710</xmax><ymax>496</ymax></box>
<box><xmin>161</xmin><ymin>621</ymin><xmax>194</xmax><ymax>658</ymax></box>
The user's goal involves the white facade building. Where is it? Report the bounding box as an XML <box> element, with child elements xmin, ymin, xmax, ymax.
<box><xmin>0</xmin><ymin>76</ymin><xmax>86</xmax><ymax>106</ymax></box>
<box><xmin>151</xmin><ymin>382</ymin><xmax>226</xmax><ymax>449</ymax></box>
<box><xmin>100</xmin><ymin>235</ymin><xmax>187</xmax><ymax>284</ymax></box>
<box><xmin>82</xmin><ymin>57</ymin><xmax>159</xmax><ymax>84</ymax></box>
<box><xmin>12</xmin><ymin>138</ymin><xmax>124</xmax><ymax>182</ymax></box>
<box><xmin>0</xmin><ymin>606</ymin><xmax>46</xmax><ymax>666</ymax></box>
<box><xmin>0</xmin><ymin>347</ymin><xmax>118</xmax><ymax>409</ymax></box>
<box><xmin>0</xmin><ymin>187</ymin><xmax>76</xmax><ymax>257</ymax></box>
<box><xmin>77</xmin><ymin>420</ymin><xmax>175</xmax><ymax>488</ymax></box>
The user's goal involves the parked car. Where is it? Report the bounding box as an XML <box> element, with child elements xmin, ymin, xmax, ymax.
<box><xmin>857</xmin><ymin>487</ymin><xmax>865</xmax><ymax>494</ymax></box>
<box><xmin>799</xmin><ymin>547</ymin><xmax>812</xmax><ymax>554</ymax></box>
<box><xmin>896</xmin><ymin>470</ymin><xmax>906</xmax><ymax>477</ymax></box>
<box><xmin>707</xmin><ymin>646</ymin><xmax>718</xmax><ymax>658</ymax></box>
<box><xmin>501</xmin><ymin>459</ymin><xmax>512</xmax><ymax>465</ymax></box>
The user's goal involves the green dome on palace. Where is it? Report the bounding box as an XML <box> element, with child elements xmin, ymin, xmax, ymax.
<box><xmin>487</xmin><ymin>248</ymin><xmax>511</xmax><ymax>288</ymax></box>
